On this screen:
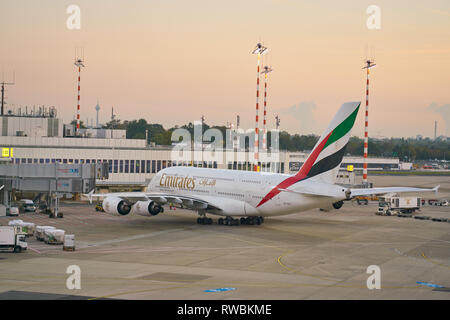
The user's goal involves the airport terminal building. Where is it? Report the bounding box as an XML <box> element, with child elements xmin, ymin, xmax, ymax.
<box><xmin>0</xmin><ymin>114</ymin><xmax>401</xmax><ymax>189</ymax></box>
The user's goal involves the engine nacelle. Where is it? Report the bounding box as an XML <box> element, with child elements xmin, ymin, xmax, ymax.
<box><xmin>133</xmin><ymin>200</ymin><xmax>163</xmax><ymax>216</ymax></box>
<box><xmin>133</xmin><ymin>201</ymin><xmax>153</xmax><ymax>214</ymax></box>
<box><xmin>102</xmin><ymin>197</ymin><xmax>132</xmax><ymax>215</ymax></box>
<box><xmin>332</xmin><ymin>200</ymin><xmax>344</xmax><ymax>210</ymax></box>
<box><xmin>148</xmin><ymin>201</ymin><xmax>163</xmax><ymax>216</ymax></box>
<box><xmin>319</xmin><ymin>201</ymin><xmax>344</xmax><ymax>212</ymax></box>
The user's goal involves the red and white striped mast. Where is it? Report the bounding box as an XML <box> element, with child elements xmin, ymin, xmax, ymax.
<box><xmin>74</xmin><ymin>58</ymin><xmax>85</xmax><ymax>134</ymax></box>
<box><xmin>261</xmin><ymin>65</ymin><xmax>272</xmax><ymax>152</ymax></box>
<box><xmin>251</xmin><ymin>43</ymin><xmax>268</xmax><ymax>171</ymax></box>
<box><xmin>362</xmin><ymin>59</ymin><xmax>376</xmax><ymax>186</ymax></box>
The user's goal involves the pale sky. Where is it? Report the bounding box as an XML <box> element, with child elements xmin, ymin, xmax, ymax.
<box><xmin>1</xmin><ymin>0</ymin><xmax>449</xmax><ymax>138</ymax></box>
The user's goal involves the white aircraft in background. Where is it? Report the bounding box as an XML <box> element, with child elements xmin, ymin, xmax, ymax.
<box><xmin>87</xmin><ymin>102</ymin><xmax>438</xmax><ymax>226</ymax></box>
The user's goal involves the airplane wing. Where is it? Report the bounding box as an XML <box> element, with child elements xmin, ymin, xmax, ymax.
<box><xmin>277</xmin><ymin>188</ymin><xmax>335</xmax><ymax>197</ymax></box>
<box><xmin>350</xmin><ymin>185</ymin><xmax>439</xmax><ymax>197</ymax></box>
<box><xmin>83</xmin><ymin>191</ymin><xmax>222</xmax><ymax>212</ymax></box>
<box><xmin>146</xmin><ymin>194</ymin><xmax>221</xmax><ymax>211</ymax></box>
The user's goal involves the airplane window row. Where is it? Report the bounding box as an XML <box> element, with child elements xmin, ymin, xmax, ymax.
<box><xmin>241</xmin><ymin>179</ymin><xmax>261</xmax><ymax>184</ymax></box>
<box><xmin>218</xmin><ymin>191</ymin><xmax>244</xmax><ymax>198</ymax></box>
<box><xmin>228</xmin><ymin>161</ymin><xmax>285</xmax><ymax>173</ymax></box>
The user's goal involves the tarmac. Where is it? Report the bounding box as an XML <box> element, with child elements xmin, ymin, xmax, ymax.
<box><xmin>0</xmin><ymin>175</ymin><xmax>449</xmax><ymax>300</ymax></box>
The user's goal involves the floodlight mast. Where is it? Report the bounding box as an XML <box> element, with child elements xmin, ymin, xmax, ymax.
<box><xmin>362</xmin><ymin>59</ymin><xmax>376</xmax><ymax>187</ymax></box>
<box><xmin>252</xmin><ymin>43</ymin><xmax>268</xmax><ymax>172</ymax></box>
<box><xmin>261</xmin><ymin>65</ymin><xmax>273</xmax><ymax>152</ymax></box>
<box><xmin>74</xmin><ymin>58</ymin><xmax>85</xmax><ymax>134</ymax></box>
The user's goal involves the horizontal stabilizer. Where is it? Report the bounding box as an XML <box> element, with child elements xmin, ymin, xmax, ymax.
<box><xmin>350</xmin><ymin>185</ymin><xmax>439</xmax><ymax>197</ymax></box>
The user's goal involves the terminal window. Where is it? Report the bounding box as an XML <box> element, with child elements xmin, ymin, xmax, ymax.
<box><xmin>135</xmin><ymin>160</ymin><xmax>140</xmax><ymax>173</ymax></box>
<box><xmin>157</xmin><ymin>160</ymin><xmax>161</xmax><ymax>172</ymax></box>
<box><xmin>152</xmin><ymin>160</ymin><xmax>156</xmax><ymax>173</ymax></box>
<box><xmin>119</xmin><ymin>160</ymin><xmax>124</xmax><ymax>173</ymax></box>
<box><xmin>146</xmin><ymin>160</ymin><xmax>150</xmax><ymax>173</ymax></box>
<box><xmin>130</xmin><ymin>160</ymin><xmax>135</xmax><ymax>173</ymax></box>
<box><xmin>125</xmin><ymin>160</ymin><xmax>129</xmax><ymax>173</ymax></box>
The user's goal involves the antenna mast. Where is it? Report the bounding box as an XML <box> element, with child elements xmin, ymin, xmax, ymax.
<box><xmin>1</xmin><ymin>71</ymin><xmax>15</xmax><ymax>116</ymax></box>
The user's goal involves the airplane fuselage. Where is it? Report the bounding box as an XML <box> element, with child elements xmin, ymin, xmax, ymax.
<box><xmin>148</xmin><ymin>166</ymin><xmax>347</xmax><ymax>217</ymax></box>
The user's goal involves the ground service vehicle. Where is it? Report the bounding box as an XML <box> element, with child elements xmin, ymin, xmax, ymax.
<box><xmin>0</xmin><ymin>226</ymin><xmax>28</xmax><ymax>253</ymax></box>
<box><xmin>377</xmin><ymin>196</ymin><xmax>421</xmax><ymax>215</ymax></box>
<box><xmin>19</xmin><ymin>199</ymin><xmax>36</xmax><ymax>213</ymax></box>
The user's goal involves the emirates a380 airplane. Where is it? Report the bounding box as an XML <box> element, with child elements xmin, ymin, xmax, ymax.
<box><xmin>87</xmin><ymin>102</ymin><xmax>438</xmax><ymax>226</ymax></box>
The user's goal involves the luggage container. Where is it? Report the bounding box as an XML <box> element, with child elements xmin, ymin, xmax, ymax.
<box><xmin>8</xmin><ymin>220</ymin><xmax>24</xmax><ymax>233</ymax></box>
<box><xmin>19</xmin><ymin>222</ymin><xmax>35</xmax><ymax>237</ymax></box>
<box><xmin>44</xmin><ymin>229</ymin><xmax>65</xmax><ymax>245</ymax></box>
<box><xmin>35</xmin><ymin>226</ymin><xmax>55</xmax><ymax>241</ymax></box>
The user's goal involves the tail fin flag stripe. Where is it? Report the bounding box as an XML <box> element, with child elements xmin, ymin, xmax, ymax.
<box><xmin>305</xmin><ymin>143</ymin><xmax>348</xmax><ymax>180</ymax></box>
<box><xmin>256</xmin><ymin>131</ymin><xmax>332</xmax><ymax>208</ymax></box>
<box><xmin>256</xmin><ymin>102</ymin><xmax>360</xmax><ymax>208</ymax></box>
<box><xmin>323</xmin><ymin>105</ymin><xmax>359</xmax><ymax>150</ymax></box>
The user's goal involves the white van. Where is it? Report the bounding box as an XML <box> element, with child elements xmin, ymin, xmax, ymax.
<box><xmin>19</xmin><ymin>199</ymin><xmax>36</xmax><ymax>213</ymax></box>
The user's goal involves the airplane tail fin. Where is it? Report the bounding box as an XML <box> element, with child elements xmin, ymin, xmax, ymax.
<box><xmin>295</xmin><ymin>102</ymin><xmax>360</xmax><ymax>185</ymax></box>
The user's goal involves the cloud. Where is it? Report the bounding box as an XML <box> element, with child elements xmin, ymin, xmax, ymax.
<box><xmin>428</xmin><ymin>103</ymin><xmax>450</xmax><ymax>136</ymax></box>
<box><xmin>279</xmin><ymin>101</ymin><xmax>318</xmax><ymax>134</ymax></box>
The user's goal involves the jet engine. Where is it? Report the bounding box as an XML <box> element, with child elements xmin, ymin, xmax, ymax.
<box><xmin>102</xmin><ymin>197</ymin><xmax>132</xmax><ymax>215</ymax></box>
<box><xmin>332</xmin><ymin>200</ymin><xmax>344</xmax><ymax>210</ymax></box>
<box><xmin>319</xmin><ymin>200</ymin><xmax>344</xmax><ymax>212</ymax></box>
<box><xmin>133</xmin><ymin>200</ymin><xmax>163</xmax><ymax>216</ymax></box>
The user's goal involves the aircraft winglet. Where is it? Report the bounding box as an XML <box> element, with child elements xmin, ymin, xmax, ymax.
<box><xmin>85</xmin><ymin>189</ymin><xmax>95</xmax><ymax>204</ymax></box>
<box><xmin>432</xmin><ymin>185</ymin><xmax>440</xmax><ymax>194</ymax></box>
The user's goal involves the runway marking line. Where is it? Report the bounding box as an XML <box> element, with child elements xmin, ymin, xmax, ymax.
<box><xmin>212</xmin><ymin>231</ymin><xmax>426</xmax><ymax>290</ymax></box>
<box><xmin>421</xmin><ymin>252</ymin><xmax>450</xmax><ymax>270</ymax></box>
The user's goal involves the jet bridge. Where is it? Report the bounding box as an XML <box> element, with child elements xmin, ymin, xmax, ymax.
<box><xmin>0</xmin><ymin>162</ymin><xmax>108</xmax><ymax>215</ymax></box>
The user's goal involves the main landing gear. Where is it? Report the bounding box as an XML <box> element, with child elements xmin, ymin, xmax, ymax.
<box><xmin>217</xmin><ymin>216</ymin><xmax>265</xmax><ymax>226</ymax></box>
<box><xmin>197</xmin><ymin>217</ymin><xmax>213</xmax><ymax>225</ymax></box>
